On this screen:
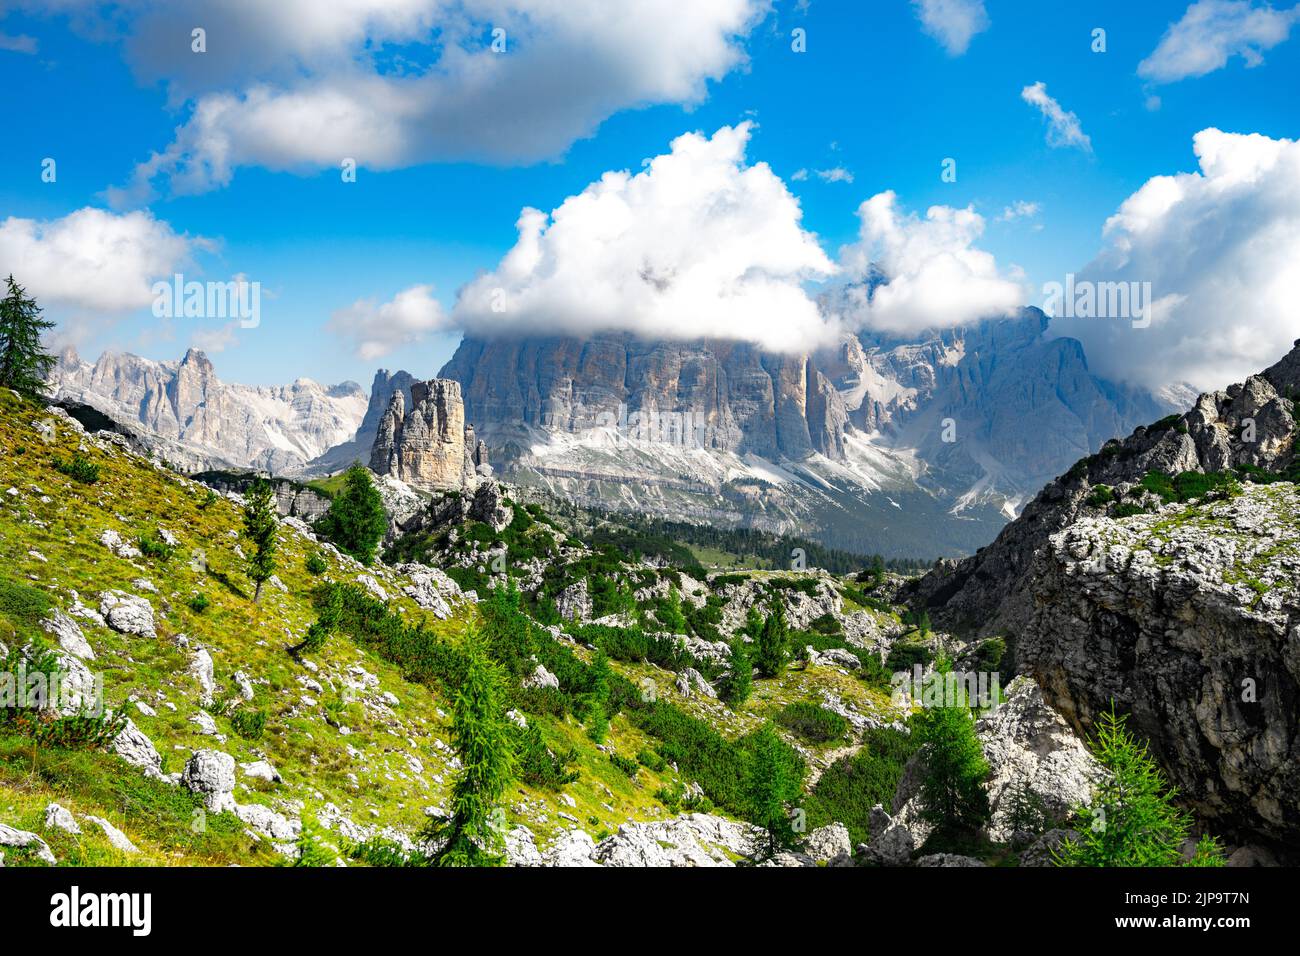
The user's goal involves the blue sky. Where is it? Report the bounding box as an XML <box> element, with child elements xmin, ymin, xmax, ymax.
<box><xmin>1</xmin><ymin>1</ymin><xmax>1298</xmax><ymax>392</ymax></box>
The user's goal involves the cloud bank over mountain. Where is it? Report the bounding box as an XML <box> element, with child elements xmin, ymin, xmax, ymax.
<box><xmin>1049</xmin><ymin>128</ymin><xmax>1300</xmax><ymax>394</ymax></box>
<box><xmin>452</xmin><ymin>122</ymin><xmax>841</xmax><ymax>353</ymax></box>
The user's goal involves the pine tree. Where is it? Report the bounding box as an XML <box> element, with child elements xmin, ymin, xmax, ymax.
<box><xmin>723</xmin><ymin>639</ymin><xmax>752</xmax><ymax>707</ymax></box>
<box><xmin>289</xmin><ymin>585</ymin><xmax>342</xmax><ymax>657</ymax></box>
<box><xmin>914</xmin><ymin>658</ymin><xmax>991</xmax><ymax>848</ymax></box>
<box><xmin>746</xmin><ymin>723</ymin><xmax>801</xmax><ymax>855</ymax></box>
<box><xmin>316</xmin><ymin>463</ymin><xmax>388</xmax><ymax>564</ymax></box>
<box><xmin>0</xmin><ymin>275</ymin><xmax>55</xmax><ymax>399</ymax></box>
<box><xmin>1054</xmin><ymin>706</ymin><xmax>1226</xmax><ymax>867</ymax></box>
<box><xmin>425</xmin><ymin>623</ymin><xmax>516</xmax><ymax>867</ymax></box>
<box><xmin>754</xmin><ymin>601</ymin><xmax>789</xmax><ymax>678</ymax></box>
<box><xmin>242</xmin><ymin>477</ymin><xmax>278</xmax><ymax>603</ymax></box>
<box><xmin>585</xmin><ymin>649</ymin><xmax>612</xmax><ymax>744</ymax></box>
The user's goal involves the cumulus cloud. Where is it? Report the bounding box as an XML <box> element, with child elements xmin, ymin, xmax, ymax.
<box><xmin>1138</xmin><ymin>0</ymin><xmax>1300</xmax><ymax>84</ymax></box>
<box><xmin>911</xmin><ymin>0</ymin><xmax>990</xmax><ymax>55</ymax></box>
<box><xmin>452</xmin><ymin>122</ymin><xmax>840</xmax><ymax>353</ymax></box>
<box><xmin>1048</xmin><ymin>128</ymin><xmax>1300</xmax><ymax>393</ymax></box>
<box><xmin>0</xmin><ymin>206</ymin><xmax>208</xmax><ymax>313</ymax></box>
<box><xmin>1021</xmin><ymin>82</ymin><xmax>1092</xmax><ymax>153</ymax></box>
<box><xmin>328</xmin><ymin>284</ymin><xmax>452</xmax><ymax>361</ymax></box>
<box><xmin>71</xmin><ymin>0</ymin><xmax>770</xmax><ymax>200</ymax></box>
<box><xmin>832</xmin><ymin>192</ymin><xmax>1025</xmax><ymax>334</ymax></box>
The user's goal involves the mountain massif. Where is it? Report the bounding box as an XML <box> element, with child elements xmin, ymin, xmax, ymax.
<box><xmin>438</xmin><ymin>310</ymin><xmax>1168</xmax><ymax>556</ymax></box>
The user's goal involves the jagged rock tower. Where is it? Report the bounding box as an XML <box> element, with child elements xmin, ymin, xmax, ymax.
<box><xmin>369</xmin><ymin>378</ymin><xmax>489</xmax><ymax>490</ymax></box>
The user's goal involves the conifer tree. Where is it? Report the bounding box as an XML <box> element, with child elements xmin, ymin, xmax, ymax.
<box><xmin>242</xmin><ymin>477</ymin><xmax>278</xmax><ymax>603</ymax></box>
<box><xmin>1054</xmin><ymin>706</ymin><xmax>1226</xmax><ymax>867</ymax></box>
<box><xmin>746</xmin><ymin>723</ymin><xmax>801</xmax><ymax>855</ymax></box>
<box><xmin>723</xmin><ymin>638</ymin><xmax>752</xmax><ymax>707</ymax></box>
<box><xmin>316</xmin><ymin>463</ymin><xmax>388</xmax><ymax>564</ymax></box>
<box><xmin>914</xmin><ymin>658</ymin><xmax>991</xmax><ymax>847</ymax></box>
<box><xmin>481</xmin><ymin>583</ymin><xmax>536</xmax><ymax>678</ymax></box>
<box><xmin>754</xmin><ymin>601</ymin><xmax>789</xmax><ymax>678</ymax></box>
<box><xmin>426</xmin><ymin>623</ymin><xmax>516</xmax><ymax>867</ymax></box>
<box><xmin>289</xmin><ymin>585</ymin><xmax>342</xmax><ymax>656</ymax></box>
<box><xmin>0</xmin><ymin>275</ymin><xmax>55</xmax><ymax>399</ymax></box>
<box><xmin>585</xmin><ymin>649</ymin><xmax>612</xmax><ymax>744</ymax></box>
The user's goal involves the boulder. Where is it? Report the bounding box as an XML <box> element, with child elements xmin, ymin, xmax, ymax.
<box><xmin>42</xmin><ymin>610</ymin><xmax>95</xmax><ymax>660</ymax></box>
<box><xmin>44</xmin><ymin>803</ymin><xmax>81</xmax><ymax>835</ymax></box>
<box><xmin>802</xmin><ymin>822</ymin><xmax>854</xmax><ymax>865</ymax></box>
<box><xmin>85</xmin><ymin>815</ymin><xmax>140</xmax><ymax>853</ymax></box>
<box><xmin>0</xmin><ymin>824</ymin><xmax>57</xmax><ymax>865</ymax></box>
<box><xmin>98</xmin><ymin>590</ymin><xmax>156</xmax><ymax>638</ymax></box>
<box><xmin>181</xmin><ymin>749</ymin><xmax>237</xmax><ymax>813</ymax></box>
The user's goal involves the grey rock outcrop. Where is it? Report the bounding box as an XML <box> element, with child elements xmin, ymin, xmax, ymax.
<box><xmin>1019</xmin><ymin>483</ymin><xmax>1300</xmax><ymax>848</ymax></box>
<box><xmin>976</xmin><ymin>676</ymin><xmax>1104</xmax><ymax>841</ymax></box>
<box><xmin>181</xmin><ymin>749</ymin><xmax>238</xmax><ymax>813</ymax></box>
<box><xmin>369</xmin><ymin>378</ymin><xmax>480</xmax><ymax>491</ymax></box>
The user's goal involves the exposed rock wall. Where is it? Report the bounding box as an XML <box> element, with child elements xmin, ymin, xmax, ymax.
<box><xmin>1020</xmin><ymin>485</ymin><xmax>1300</xmax><ymax>848</ymax></box>
<box><xmin>369</xmin><ymin>378</ymin><xmax>482</xmax><ymax>491</ymax></box>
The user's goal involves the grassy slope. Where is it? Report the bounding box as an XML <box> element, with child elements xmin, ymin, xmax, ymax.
<box><xmin>0</xmin><ymin>390</ymin><xmax>905</xmax><ymax>864</ymax></box>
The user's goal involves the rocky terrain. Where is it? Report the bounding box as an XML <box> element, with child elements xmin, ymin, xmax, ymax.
<box><xmin>907</xmin><ymin>338</ymin><xmax>1300</xmax><ymax>856</ymax></box>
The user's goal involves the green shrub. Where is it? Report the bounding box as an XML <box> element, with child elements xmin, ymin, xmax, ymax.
<box><xmin>517</xmin><ymin>723</ymin><xmax>579</xmax><ymax>790</ymax></box>
<box><xmin>305</xmin><ymin>551</ymin><xmax>328</xmax><ymax>575</ymax></box>
<box><xmin>188</xmin><ymin>593</ymin><xmax>211</xmax><ymax>614</ymax></box>
<box><xmin>138</xmin><ymin>528</ymin><xmax>177</xmax><ymax>562</ymax></box>
<box><xmin>1086</xmin><ymin>484</ymin><xmax>1114</xmax><ymax>507</ymax></box>
<box><xmin>52</xmin><ymin>453</ymin><xmax>100</xmax><ymax>483</ymax></box>
<box><xmin>886</xmin><ymin>641</ymin><xmax>933</xmax><ymax>674</ymax></box>
<box><xmin>804</xmin><ymin>726</ymin><xmax>920</xmax><ymax>845</ymax></box>
<box><xmin>636</xmin><ymin>747</ymin><xmax>666</xmax><ymax>772</ymax></box>
<box><xmin>609</xmin><ymin>752</ymin><xmax>640</xmax><ymax>778</ymax></box>
<box><xmin>776</xmin><ymin>701</ymin><xmax>850</xmax><ymax>743</ymax></box>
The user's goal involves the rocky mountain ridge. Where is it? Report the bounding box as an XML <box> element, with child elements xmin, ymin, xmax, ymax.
<box><xmin>46</xmin><ymin>347</ymin><xmax>368</xmax><ymax>475</ymax></box>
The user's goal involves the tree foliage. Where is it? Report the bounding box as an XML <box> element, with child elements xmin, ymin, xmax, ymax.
<box><xmin>1054</xmin><ymin>706</ymin><xmax>1226</xmax><ymax>867</ymax></box>
<box><xmin>913</xmin><ymin>659</ymin><xmax>991</xmax><ymax>845</ymax></box>
<box><xmin>754</xmin><ymin>601</ymin><xmax>789</xmax><ymax>679</ymax></box>
<box><xmin>316</xmin><ymin>463</ymin><xmax>387</xmax><ymax>564</ymax></box>
<box><xmin>241</xmin><ymin>477</ymin><xmax>278</xmax><ymax>603</ymax></box>
<box><xmin>425</xmin><ymin>623</ymin><xmax>516</xmax><ymax>867</ymax></box>
<box><xmin>0</xmin><ymin>275</ymin><xmax>55</xmax><ymax>398</ymax></box>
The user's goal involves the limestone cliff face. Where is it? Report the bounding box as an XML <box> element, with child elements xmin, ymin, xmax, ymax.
<box><xmin>1021</xmin><ymin>486</ymin><xmax>1300</xmax><ymax>848</ymax></box>
<box><xmin>369</xmin><ymin>378</ymin><xmax>483</xmax><ymax>490</ymax></box>
<box><xmin>438</xmin><ymin>333</ymin><xmax>849</xmax><ymax>461</ymax></box>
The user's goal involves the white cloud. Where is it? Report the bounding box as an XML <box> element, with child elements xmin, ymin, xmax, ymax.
<box><xmin>1048</xmin><ymin>128</ymin><xmax>1300</xmax><ymax>393</ymax></box>
<box><xmin>1138</xmin><ymin>0</ymin><xmax>1300</xmax><ymax>84</ymax></box>
<box><xmin>997</xmin><ymin>200</ymin><xmax>1040</xmax><ymax>222</ymax></box>
<box><xmin>911</xmin><ymin>0</ymin><xmax>990</xmax><ymax>55</ymax></box>
<box><xmin>1020</xmin><ymin>81</ymin><xmax>1092</xmax><ymax>153</ymax></box>
<box><xmin>0</xmin><ymin>32</ymin><xmax>37</xmax><ymax>54</ymax></box>
<box><xmin>790</xmin><ymin>168</ymin><xmax>809</xmax><ymax>181</ymax></box>
<box><xmin>452</xmin><ymin>122</ymin><xmax>840</xmax><ymax>353</ymax></box>
<box><xmin>328</xmin><ymin>284</ymin><xmax>452</xmax><ymax>361</ymax></box>
<box><xmin>0</xmin><ymin>207</ymin><xmax>208</xmax><ymax>313</ymax></box>
<box><xmin>832</xmin><ymin>191</ymin><xmax>1025</xmax><ymax>334</ymax></box>
<box><xmin>73</xmin><ymin>0</ymin><xmax>770</xmax><ymax>200</ymax></box>
<box><xmin>814</xmin><ymin>167</ymin><xmax>854</xmax><ymax>184</ymax></box>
